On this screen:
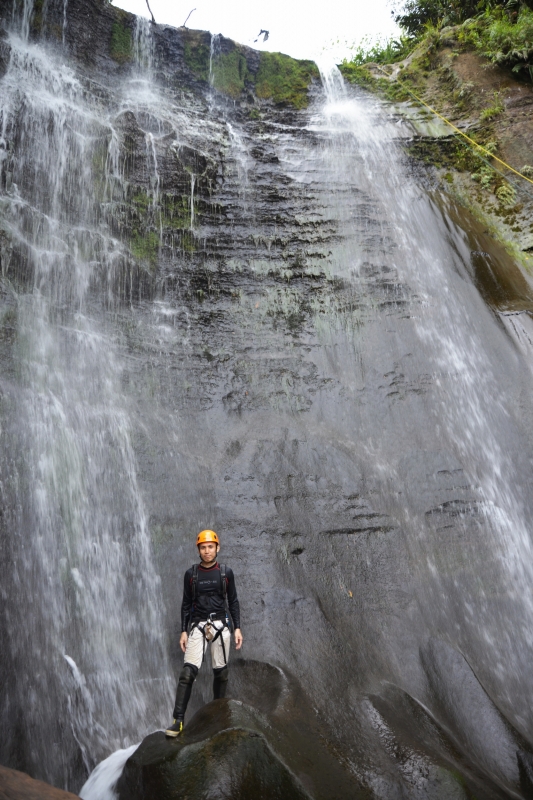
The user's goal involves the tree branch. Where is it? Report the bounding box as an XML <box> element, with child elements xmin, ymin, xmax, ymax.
<box><xmin>182</xmin><ymin>8</ymin><xmax>196</xmax><ymax>27</ymax></box>
<box><xmin>145</xmin><ymin>0</ymin><xmax>156</xmax><ymax>24</ymax></box>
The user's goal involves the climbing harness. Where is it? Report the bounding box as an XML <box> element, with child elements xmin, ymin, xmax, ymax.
<box><xmin>374</xmin><ymin>64</ymin><xmax>533</xmax><ymax>201</ymax></box>
<box><xmin>189</xmin><ymin>563</ymin><xmax>231</xmax><ymax>665</ymax></box>
<box><xmin>189</xmin><ymin>616</ymin><xmax>230</xmax><ymax>665</ymax></box>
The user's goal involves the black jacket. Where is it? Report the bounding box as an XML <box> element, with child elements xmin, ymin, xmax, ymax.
<box><xmin>180</xmin><ymin>562</ymin><xmax>240</xmax><ymax>632</ymax></box>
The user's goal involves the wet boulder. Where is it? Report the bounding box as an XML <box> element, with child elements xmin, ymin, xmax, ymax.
<box><xmin>0</xmin><ymin>765</ymin><xmax>80</xmax><ymax>800</ymax></box>
<box><xmin>117</xmin><ymin>699</ymin><xmax>312</xmax><ymax>800</ymax></box>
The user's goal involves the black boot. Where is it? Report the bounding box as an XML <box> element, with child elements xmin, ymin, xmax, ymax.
<box><xmin>171</xmin><ymin>663</ymin><xmax>198</xmax><ymax>722</ymax></box>
<box><xmin>165</xmin><ymin>719</ymin><xmax>183</xmax><ymax>737</ymax></box>
<box><xmin>213</xmin><ymin>666</ymin><xmax>228</xmax><ymax>699</ymax></box>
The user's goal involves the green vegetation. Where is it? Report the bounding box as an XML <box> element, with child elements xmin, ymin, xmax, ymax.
<box><xmin>160</xmin><ymin>193</ymin><xmax>192</xmax><ymax>229</ymax></box>
<box><xmin>391</xmin><ymin>0</ymin><xmax>533</xmax><ymax>36</ymax></box>
<box><xmin>496</xmin><ymin>182</ymin><xmax>517</xmax><ymax>206</ymax></box>
<box><xmin>345</xmin><ymin>2</ymin><xmax>533</xmax><ymax>82</ymax></box>
<box><xmin>461</xmin><ymin>6</ymin><xmax>533</xmax><ymax>80</ymax></box>
<box><xmin>131</xmin><ymin>230</ymin><xmax>159</xmax><ymax>266</ymax></box>
<box><xmin>183</xmin><ymin>38</ymin><xmax>210</xmax><ymax>81</ymax></box>
<box><xmin>346</xmin><ymin>33</ymin><xmax>416</xmax><ymax>66</ymax></box>
<box><xmin>256</xmin><ymin>52</ymin><xmax>319</xmax><ymax>109</ymax></box>
<box><xmin>131</xmin><ymin>191</ymin><xmax>151</xmax><ymax>213</ymax></box>
<box><xmin>472</xmin><ymin>165</ymin><xmax>495</xmax><ymax>187</ymax></box>
<box><xmin>110</xmin><ymin>20</ymin><xmax>132</xmax><ymax>64</ymax></box>
<box><xmin>339</xmin><ymin>1</ymin><xmax>531</xmax><ymax>267</ymax></box>
<box><xmin>30</xmin><ymin>0</ymin><xmax>44</xmax><ymax>34</ymax></box>
<box><xmin>182</xmin><ymin>31</ymin><xmax>317</xmax><ymax>107</ymax></box>
<box><xmin>183</xmin><ymin>34</ymin><xmax>251</xmax><ymax>97</ymax></box>
<box><xmin>479</xmin><ymin>92</ymin><xmax>505</xmax><ymax>120</ymax></box>
<box><xmin>211</xmin><ymin>49</ymin><xmax>250</xmax><ymax>98</ymax></box>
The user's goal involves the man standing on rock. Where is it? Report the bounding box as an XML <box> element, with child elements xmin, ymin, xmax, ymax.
<box><xmin>165</xmin><ymin>530</ymin><xmax>243</xmax><ymax>736</ymax></box>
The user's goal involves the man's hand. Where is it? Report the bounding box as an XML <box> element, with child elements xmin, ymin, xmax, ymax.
<box><xmin>234</xmin><ymin>628</ymin><xmax>243</xmax><ymax>650</ymax></box>
<box><xmin>180</xmin><ymin>632</ymin><xmax>188</xmax><ymax>653</ymax></box>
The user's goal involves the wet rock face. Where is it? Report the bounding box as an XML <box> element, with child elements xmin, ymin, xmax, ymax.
<box><xmin>117</xmin><ymin>701</ymin><xmax>311</xmax><ymax>800</ymax></box>
<box><xmin>4</xmin><ymin>0</ymin><xmax>533</xmax><ymax>797</ymax></box>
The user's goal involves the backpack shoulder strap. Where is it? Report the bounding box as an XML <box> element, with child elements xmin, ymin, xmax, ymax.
<box><xmin>220</xmin><ymin>563</ymin><xmax>227</xmax><ymax>600</ymax></box>
<box><xmin>191</xmin><ymin>563</ymin><xmax>199</xmax><ymax>600</ymax></box>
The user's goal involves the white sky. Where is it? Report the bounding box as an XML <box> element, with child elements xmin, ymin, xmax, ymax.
<box><xmin>112</xmin><ymin>0</ymin><xmax>401</xmax><ymax>62</ymax></box>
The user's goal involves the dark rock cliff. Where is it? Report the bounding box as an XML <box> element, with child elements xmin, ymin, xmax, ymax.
<box><xmin>3</xmin><ymin>0</ymin><xmax>533</xmax><ymax>798</ymax></box>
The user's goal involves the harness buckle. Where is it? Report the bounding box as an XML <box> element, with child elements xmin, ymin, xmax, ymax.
<box><xmin>204</xmin><ymin>613</ymin><xmax>217</xmax><ymax>642</ymax></box>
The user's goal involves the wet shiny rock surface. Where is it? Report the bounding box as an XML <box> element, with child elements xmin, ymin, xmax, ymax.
<box><xmin>2</xmin><ymin>0</ymin><xmax>533</xmax><ymax>798</ymax></box>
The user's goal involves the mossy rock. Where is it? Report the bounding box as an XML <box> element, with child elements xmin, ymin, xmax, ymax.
<box><xmin>255</xmin><ymin>52</ymin><xmax>318</xmax><ymax>109</ymax></box>
<box><xmin>338</xmin><ymin>62</ymin><xmax>410</xmax><ymax>102</ymax></box>
<box><xmin>183</xmin><ymin>33</ymin><xmax>210</xmax><ymax>82</ymax></box>
<box><xmin>211</xmin><ymin>48</ymin><xmax>250</xmax><ymax>98</ymax></box>
<box><xmin>131</xmin><ymin>230</ymin><xmax>159</xmax><ymax>267</ymax></box>
<box><xmin>29</xmin><ymin>0</ymin><xmax>44</xmax><ymax>35</ymax></box>
<box><xmin>111</xmin><ymin>19</ymin><xmax>133</xmax><ymax>64</ymax></box>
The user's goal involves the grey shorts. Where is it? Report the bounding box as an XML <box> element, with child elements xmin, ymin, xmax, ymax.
<box><xmin>184</xmin><ymin>620</ymin><xmax>231</xmax><ymax>670</ymax></box>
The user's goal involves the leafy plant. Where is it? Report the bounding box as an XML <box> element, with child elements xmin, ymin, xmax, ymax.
<box><xmin>471</xmin><ymin>165</ymin><xmax>495</xmax><ymax>187</ymax></box>
<box><xmin>346</xmin><ymin>34</ymin><xmax>415</xmax><ymax>66</ymax></box>
<box><xmin>391</xmin><ymin>0</ymin><xmax>486</xmax><ymax>35</ymax></box>
<box><xmin>495</xmin><ymin>182</ymin><xmax>516</xmax><ymax>205</ymax></box>
<box><xmin>480</xmin><ymin>7</ymin><xmax>533</xmax><ymax>77</ymax></box>
<box><xmin>479</xmin><ymin>92</ymin><xmax>505</xmax><ymax>119</ymax></box>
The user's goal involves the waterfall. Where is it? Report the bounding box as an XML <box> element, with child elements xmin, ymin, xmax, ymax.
<box><xmin>133</xmin><ymin>15</ymin><xmax>154</xmax><ymax>74</ymax></box>
<box><xmin>208</xmin><ymin>33</ymin><xmax>220</xmax><ymax>88</ymax></box>
<box><xmin>317</xmin><ymin>60</ymin><xmax>348</xmax><ymax>105</ymax></box>
<box><xmin>62</xmin><ymin>0</ymin><xmax>68</xmax><ymax>44</ymax></box>
<box><xmin>227</xmin><ymin>121</ymin><xmax>251</xmax><ymax>211</ymax></box>
<box><xmin>79</xmin><ymin>743</ymin><xmax>139</xmax><ymax>800</ymax></box>
<box><xmin>0</xmin><ymin>27</ymin><xmax>172</xmax><ymax>788</ymax></box>
<box><xmin>313</xmin><ymin>66</ymin><xmax>533</xmax><ymax>717</ymax></box>
<box><xmin>19</xmin><ymin>0</ymin><xmax>34</xmax><ymax>41</ymax></box>
<box><xmin>4</xmin><ymin>3</ymin><xmax>533</xmax><ymax>795</ymax></box>
<box><xmin>189</xmin><ymin>172</ymin><xmax>195</xmax><ymax>229</ymax></box>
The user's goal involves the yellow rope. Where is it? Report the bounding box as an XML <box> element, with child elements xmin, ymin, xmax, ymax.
<box><xmin>374</xmin><ymin>64</ymin><xmax>533</xmax><ymax>188</ymax></box>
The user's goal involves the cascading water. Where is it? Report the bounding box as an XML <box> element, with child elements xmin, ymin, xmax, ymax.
<box><xmin>0</xmin><ymin>7</ymin><xmax>172</xmax><ymax>790</ymax></box>
<box><xmin>320</xmin><ymin>65</ymin><xmax>533</xmax><ymax>696</ymax></box>
<box><xmin>3</xmin><ymin>2</ymin><xmax>533</xmax><ymax>797</ymax></box>
<box><xmin>133</xmin><ymin>16</ymin><xmax>154</xmax><ymax>75</ymax></box>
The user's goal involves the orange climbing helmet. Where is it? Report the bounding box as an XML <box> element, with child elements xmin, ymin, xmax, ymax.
<box><xmin>196</xmin><ymin>529</ymin><xmax>220</xmax><ymax>547</ymax></box>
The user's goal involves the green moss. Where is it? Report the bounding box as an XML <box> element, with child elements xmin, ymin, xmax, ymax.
<box><xmin>91</xmin><ymin>139</ymin><xmax>110</xmax><ymax>202</ymax></box>
<box><xmin>339</xmin><ymin>62</ymin><xmax>410</xmax><ymax>102</ymax></box>
<box><xmin>211</xmin><ymin>49</ymin><xmax>249</xmax><ymax>98</ymax></box>
<box><xmin>30</xmin><ymin>0</ymin><xmax>44</xmax><ymax>34</ymax></box>
<box><xmin>131</xmin><ymin>231</ymin><xmax>159</xmax><ymax>267</ymax></box>
<box><xmin>131</xmin><ymin>191</ymin><xmax>151</xmax><ymax>213</ymax></box>
<box><xmin>184</xmin><ymin>39</ymin><xmax>210</xmax><ymax>81</ymax></box>
<box><xmin>181</xmin><ymin>231</ymin><xmax>196</xmax><ymax>252</ymax></box>
<box><xmin>471</xmin><ymin>166</ymin><xmax>494</xmax><ymax>189</ymax></box>
<box><xmin>255</xmin><ymin>52</ymin><xmax>318</xmax><ymax>109</ymax></box>
<box><xmin>161</xmin><ymin>194</ymin><xmax>191</xmax><ymax>229</ymax></box>
<box><xmin>111</xmin><ymin>21</ymin><xmax>133</xmax><ymax>64</ymax></box>
<box><xmin>496</xmin><ymin>182</ymin><xmax>516</xmax><ymax>207</ymax></box>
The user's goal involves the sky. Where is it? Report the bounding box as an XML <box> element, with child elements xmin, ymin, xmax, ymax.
<box><xmin>112</xmin><ymin>0</ymin><xmax>401</xmax><ymax>63</ymax></box>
